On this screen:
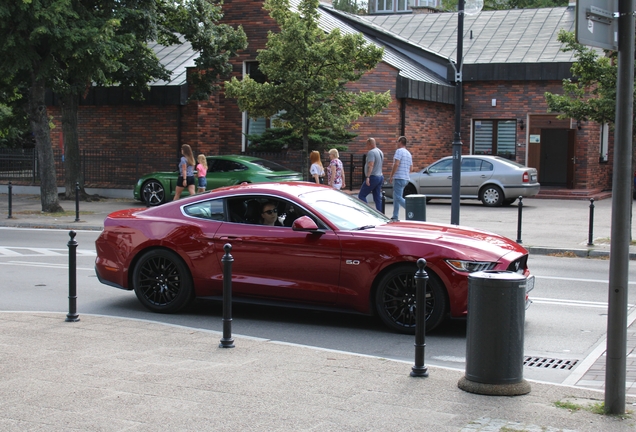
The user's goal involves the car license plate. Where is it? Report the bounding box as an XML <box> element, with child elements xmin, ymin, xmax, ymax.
<box><xmin>525</xmin><ymin>275</ymin><xmax>535</xmax><ymax>293</ymax></box>
<box><xmin>531</xmin><ymin>174</ymin><xmax>537</xmax><ymax>182</ymax></box>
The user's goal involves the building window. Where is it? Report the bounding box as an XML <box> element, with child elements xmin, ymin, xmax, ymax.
<box><xmin>243</xmin><ymin>62</ymin><xmax>269</xmax><ymax>150</ymax></box>
<box><xmin>473</xmin><ymin>120</ymin><xmax>517</xmax><ymax>160</ymax></box>
<box><xmin>376</xmin><ymin>0</ymin><xmax>393</xmax><ymax>12</ymax></box>
<box><xmin>600</xmin><ymin>123</ymin><xmax>609</xmax><ymax>162</ymax></box>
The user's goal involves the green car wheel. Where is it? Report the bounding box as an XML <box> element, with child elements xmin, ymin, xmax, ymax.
<box><xmin>142</xmin><ymin>180</ymin><xmax>166</xmax><ymax>206</ymax></box>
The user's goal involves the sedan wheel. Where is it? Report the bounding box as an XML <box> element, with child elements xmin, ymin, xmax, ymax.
<box><xmin>480</xmin><ymin>185</ymin><xmax>504</xmax><ymax>207</ymax></box>
<box><xmin>375</xmin><ymin>265</ymin><xmax>447</xmax><ymax>334</ymax></box>
<box><xmin>133</xmin><ymin>249</ymin><xmax>194</xmax><ymax>313</ymax></box>
<box><xmin>142</xmin><ymin>180</ymin><xmax>166</xmax><ymax>206</ymax></box>
<box><xmin>403</xmin><ymin>183</ymin><xmax>417</xmax><ymax>197</ymax></box>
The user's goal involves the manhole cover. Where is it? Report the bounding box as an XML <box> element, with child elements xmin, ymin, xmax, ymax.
<box><xmin>524</xmin><ymin>356</ymin><xmax>579</xmax><ymax>370</ymax></box>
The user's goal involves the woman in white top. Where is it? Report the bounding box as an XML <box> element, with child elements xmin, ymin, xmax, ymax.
<box><xmin>309</xmin><ymin>150</ymin><xmax>325</xmax><ymax>184</ymax></box>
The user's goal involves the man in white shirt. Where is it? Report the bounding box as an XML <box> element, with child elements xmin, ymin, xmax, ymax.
<box><xmin>388</xmin><ymin>136</ymin><xmax>412</xmax><ymax>221</ymax></box>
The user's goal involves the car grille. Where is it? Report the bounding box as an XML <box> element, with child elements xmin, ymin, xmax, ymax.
<box><xmin>507</xmin><ymin>255</ymin><xmax>528</xmax><ymax>274</ymax></box>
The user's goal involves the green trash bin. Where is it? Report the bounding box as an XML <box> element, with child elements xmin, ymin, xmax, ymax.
<box><xmin>405</xmin><ymin>194</ymin><xmax>426</xmax><ymax>221</ymax></box>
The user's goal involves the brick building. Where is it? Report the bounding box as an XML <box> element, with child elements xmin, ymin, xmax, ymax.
<box><xmin>46</xmin><ymin>2</ymin><xmax>612</xmax><ymax>193</ymax></box>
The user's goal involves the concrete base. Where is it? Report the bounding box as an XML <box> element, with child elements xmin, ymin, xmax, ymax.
<box><xmin>457</xmin><ymin>376</ymin><xmax>531</xmax><ymax>396</ymax></box>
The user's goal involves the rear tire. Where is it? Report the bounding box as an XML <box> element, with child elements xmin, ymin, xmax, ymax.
<box><xmin>374</xmin><ymin>264</ymin><xmax>447</xmax><ymax>334</ymax></box>
<box><xmin>480</xmin><ymin>185</ymin><xmax>504</xmax><ymax>207</ymax></box>
<box><xmin>132</xmin><ymin>249</ymin><xmax>194</xmax><ymax>313</ymax></box>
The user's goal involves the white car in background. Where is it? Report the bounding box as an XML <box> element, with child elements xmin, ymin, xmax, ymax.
<box><xmin>386</xmin><ymin>155</ymin><xmax>540</xmax><ymax>207</ymax></box>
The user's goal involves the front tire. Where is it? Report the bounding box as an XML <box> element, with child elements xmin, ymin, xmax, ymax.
<box><xmin>480</xmin><ymin>185</ymin><xmax>504</xmax><ymax>207</ymax></box>
<box><xmin>374</xmin><ymin>265</ymin><xmax>447</xmax><ymax>334</ymax></box>
<box><xmin>132</xmin><ymin>249</ymin><xmax>194</xmax><ymax>313</ymax></box>
<box><xmin>142</xmin><ymin>180</ymin><xmax>166</xmax><ymax>206</ymax></box>
<box><xmin>403</xmin><ymin>183</ymin><xmax>417</xmax><ymax>197</ymax></box>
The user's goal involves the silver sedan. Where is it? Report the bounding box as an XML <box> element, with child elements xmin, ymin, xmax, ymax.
<box><xmin>386</xmin><ymin>155</ymin><xmax>540</xmax><ymax>207</ymax></box>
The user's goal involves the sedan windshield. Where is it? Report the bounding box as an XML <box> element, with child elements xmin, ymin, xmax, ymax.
<box><xmin>299</xmin><ymin>189</ymin><xmax>390</xmax><ymax>230</ymax></box>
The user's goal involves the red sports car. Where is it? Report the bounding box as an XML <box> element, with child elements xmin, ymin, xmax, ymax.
<box><xmin>95</xmin><ymin>182</ymin><xmax>533</xmax><ymax>333</ymax></box>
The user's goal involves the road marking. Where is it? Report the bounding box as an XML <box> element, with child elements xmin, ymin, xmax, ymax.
<box><xmin>529</xmin><ymin>297</ymin><xmax>635</xmax><ymax>309</ymax></box>
<box><xmin>0</xmin><ymin>261</ymin><xmax>94</xmax><ymax>271</ymax></box>
<box><xmin>535</xmin><ymin>275</ymin><xmax>636</xmax><ymax>285</ymax></box>
<box><xmin>0</xmin><ymin>246</ymin><xmax>96</xmax><ymax>257</ymax></box>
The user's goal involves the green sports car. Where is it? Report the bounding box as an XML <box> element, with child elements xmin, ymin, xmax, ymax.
<box><xmin>134</xmin><ymin>155</ymin><xmax>303</xmax><ymax>206</ymax></box>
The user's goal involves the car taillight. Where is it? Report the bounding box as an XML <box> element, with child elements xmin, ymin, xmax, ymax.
<box><xmin>522</xmin><ymin>171</ymin><xmax>529</xmax><ymax>183</ymax></box>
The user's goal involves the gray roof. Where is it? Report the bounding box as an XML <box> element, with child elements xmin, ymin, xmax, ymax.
<box><xmin>364</xmin><ymin>7</ymin><xmax>579</xmax><ymax>64</ymax></box>
<box><xmin>148</xmin><ymin>37</ymin><xmax>197</xmax><ymax>86</ymax></box>
<box><xmin>316</xmin><ymin>4</ymin><xmax>451</xmax><ymax>86</ymax></box>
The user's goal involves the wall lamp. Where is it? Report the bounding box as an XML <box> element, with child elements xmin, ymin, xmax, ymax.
<box><xmin>519</xmin><ymin>119</ymin><xmax>525</xmax><ymax>130</ymax></box>
<box><xmin>577</xmin><ymin>119</ymin><xmax>583</xmax><ymax>130</ymax></box>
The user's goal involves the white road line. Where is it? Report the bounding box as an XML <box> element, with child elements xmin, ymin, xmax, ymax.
<box><xmin>535</xmin><ymin>275</ymin><xmax>636</xmax><ymax>285</ymax></box>
<box><xmin>0</xmin><ymin>246</ymin><xmax>96</xmax><ymax>256</ymax></box>
<box><xmin>0</xmin><ymin>261</ymin><xmax>94</xmax><ymax>271</ymax></box>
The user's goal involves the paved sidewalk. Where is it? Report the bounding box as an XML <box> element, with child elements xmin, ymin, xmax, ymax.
<box><xmin>1</xmin><ymin>189</ymin><xmax>636</xmax><ymax>429</ymax></box>
<box><xmin>1</xmin><ymin>312</ymin><xmax>635</xmax><ymax>431</ymax></box>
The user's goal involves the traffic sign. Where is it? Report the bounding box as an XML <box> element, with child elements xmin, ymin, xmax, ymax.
<box><xmin>576</xmin><ymin>0</ymin><xmax>618</xmax><ymax>50</ymax></box>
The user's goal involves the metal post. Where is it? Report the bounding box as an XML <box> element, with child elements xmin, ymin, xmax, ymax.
<box><xmin>451</xmin><ymin>0</ymin><xmax>465</xmax><ymax>225</ymax></box>
<box><xmin>219</xmin><ymin>243</ymin><xmax>235</xmax><ymax>348</ymax></box>
<box><xmin>587</xmin><ymin>198</ymin><xmax>595</xmax><ymax>246</ymax></box>
<box><xmin>381</xmin><ymin>190</ymin><xmax>386</xmax><ymax>215</ymax></box>
<box><xmin>605</xmin><ymin>0</ymin><xmax>634</xmax><ymax>414</ymax></box>
<box><xmin>516</xmin><ymin>196</ymin><xmax>523</xmax><ymax>244</ymax></box>
<box><xmin>65</xmin><ymin>231</ymin><xmax>80</xmax><ymax>322</ymax></box>
<box><xmin>410</xmin><ymin>258</ymin><xmax>429</xmax><ymax>378</ymax></box>
<box><xmin>348</xmin><ymin>153</ymin><xmax>354</xmax><ymax>191</ymax></box>
<box><xmin>7</xmin><ymin>182</ymin><xmax>12</xmax><ymax>219</ymax></box>
<box><xmin>75</xmin><ymin>182</ymin><xmax>80</xmax><ymax>222</ymax></box>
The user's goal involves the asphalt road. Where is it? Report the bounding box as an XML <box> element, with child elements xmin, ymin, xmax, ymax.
<box><xmin>2</xmin><ymin>226</ymin><xmax>636</xmax><ymax>388</ymax></box>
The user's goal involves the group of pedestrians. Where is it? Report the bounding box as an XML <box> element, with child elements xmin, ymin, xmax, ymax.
<box><xmin>173</xmin><ymin>144</ymin><xmax>208</xmax><ymax>201</ymax></box>
<box><xmin>176</xmin><ymin>138</ymin><xmax>413</xmax><ymax>220</ymax></box>
<box><xmin>310</xmin><ymin>136</ymin><xmax>413</xmax><ymax>220</ymax></box>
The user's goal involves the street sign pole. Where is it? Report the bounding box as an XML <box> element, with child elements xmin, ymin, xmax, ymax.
<box><xmin>605</xmin><ymin>0</ymin><xmax>633</xmax><ymax>415</ymax></box>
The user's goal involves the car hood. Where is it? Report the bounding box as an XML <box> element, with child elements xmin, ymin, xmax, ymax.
<box><xmin>359</xmin><ymin>220</ymin><xmax>526</xmax><ymax>260</ymax></box>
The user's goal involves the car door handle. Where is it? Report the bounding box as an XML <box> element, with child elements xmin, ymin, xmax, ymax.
<box><xmin>219</xmin><ymin>236</ymin><xmax>242</xmax><ymax>241</ymax></box>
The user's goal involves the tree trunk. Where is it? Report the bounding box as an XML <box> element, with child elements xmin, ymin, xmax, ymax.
<box><xmin>60</xmin><ymin>92</ymin><xmax>87</xmax><ymax>200</ymax></box>
<box><xmin>29</xmin><ymin>73</ymin><xmax>63</xmax><ymax>213</ymax></box>
<box><xmin>302</xmin><ymin>130</ymin><xmax>309</xmax><ymax>181</ymax></box>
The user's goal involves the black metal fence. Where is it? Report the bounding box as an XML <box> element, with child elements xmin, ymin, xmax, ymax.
<box><xmin>0</xmin><ymin>148</ymin><xmax>365</xmax><ymax>191</ymax></box>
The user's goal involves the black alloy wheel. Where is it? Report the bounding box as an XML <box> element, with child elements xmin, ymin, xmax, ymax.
<box><xmin>374</xmin><ymin>265</ymin><xmax>447</xmax><ymax>334</ymax></box>
<box><xmin>132</xmin><ymin>249</ymin><xmax>194</xmax><ymax>313</ymax></box>
<box><xmin>479</xmin><ymin>185</ymin><xmax>504</xmax><ymax>207</ymax></box>
<box><xmin>142</xmin><ymin>180</ymin><xmax>166</xmax><ymax>206</ymax></box>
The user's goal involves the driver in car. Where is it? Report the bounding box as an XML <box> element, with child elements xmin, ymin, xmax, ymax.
<box><xmin>261</xmin><ymin>202</ymin><xmax>282</xmax><ymax>226</ymax></box>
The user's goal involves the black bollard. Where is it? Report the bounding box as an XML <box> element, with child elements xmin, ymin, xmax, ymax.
<box><xmin>219</xmin><ymin>243</ymin><xmax>235</xmax><ymax>348</ymax></box>
<box><xmin>75</xmin><ymin>182</ymin><xmax>80</xmax><ymax>222</ymax></box>
<box><xmin>516</xmin><ymin>196</ymin><xmax>523</xmax><ymax>244</ymax></box>
<box><xmin>65</xmin><ymin>231</ymin><xmax>80</xmax><ymax>322</ymax></box>
<box><xmin>588</xmin><ymin>198</ymin><xmax>595</xmax><ymax>246</ymax></box>
<box><xmin>7</xmin><ymin>181</ymin><xmax>13</xmax><ymax>219</ymax></box>
<box><xmin>410</xmin><ymin>258</ymin><xmax>429</xmax><ymax>378</ymax></box>
<box><xmin>381</xmin><ymin>190</ymin><xmax>386</xmax><ymax>215</ymax></box>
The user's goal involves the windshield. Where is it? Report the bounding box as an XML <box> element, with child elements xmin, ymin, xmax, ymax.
<box><xmin>299</xmin><ymin>189</ymin><xmax>390</xmax><ymax>230</ymax></box>
<box><xmin>251</xmin><ymin>159</ymin><xmax>295</xmax><ymax>172</ymax></box>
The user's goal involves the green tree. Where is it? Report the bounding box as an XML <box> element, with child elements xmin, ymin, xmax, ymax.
<box><xmin>0</xmin><ymin>0</ymin><xmax>247</xmax><ymax>209</ymax></box>
<box><xmin>333</xmin><ymin>0</ymin><xmax>367</xmax><ymax>14</ymax></box>
<box><xmin>545</xmin><ymin>30</ymin><xmax>618</xmax><ymax>128</ymax></box>
<box><xmin>224</xmin><ymin>0</ymin><xmax>391</xmax><ymax>179</ymax></box>
<box><xmin>246</xmin><ymin>127</ymin><xmax>356</xmax><ymax>152</ymax></box>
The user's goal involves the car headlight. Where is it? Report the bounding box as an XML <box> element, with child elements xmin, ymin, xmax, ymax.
<box><xmin>445</xmin><ymin>260</ymin><xmax>497</xmax><ymax>273</ymax></box>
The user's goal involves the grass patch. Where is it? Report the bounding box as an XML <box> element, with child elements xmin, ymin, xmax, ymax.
<box><xmin>547</xmin><ymin>251</ymin><xmax>578</xmax><ymax>258</ymax></box>
<box><xmin>554</xmin><ymin>399</ymin><xmax>633</xmax><ymax>419</ymax></box>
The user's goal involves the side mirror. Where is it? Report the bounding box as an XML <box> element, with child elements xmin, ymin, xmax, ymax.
<box><xmin>292</xmin><ymin>216</ymin><xmax>324</xmax><ymax>233</ymax></box>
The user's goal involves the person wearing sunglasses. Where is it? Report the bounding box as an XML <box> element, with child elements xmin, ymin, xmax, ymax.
<box><xmin>261</xmin><ymin>201</ymin><xmax>282</xmax><ymax>226</ymax></box>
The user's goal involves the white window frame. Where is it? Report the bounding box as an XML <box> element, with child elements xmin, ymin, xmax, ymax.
<box><xmin>600</xmin><ymin>122</ymin><xmax>609</xmax><ymax>162</ymax></box>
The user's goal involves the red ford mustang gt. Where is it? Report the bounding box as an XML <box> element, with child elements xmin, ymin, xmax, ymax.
<box><xmin>95</xmin><ymin>182</ymin><xmax>533</xmax><ymax>333</ymax></box>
